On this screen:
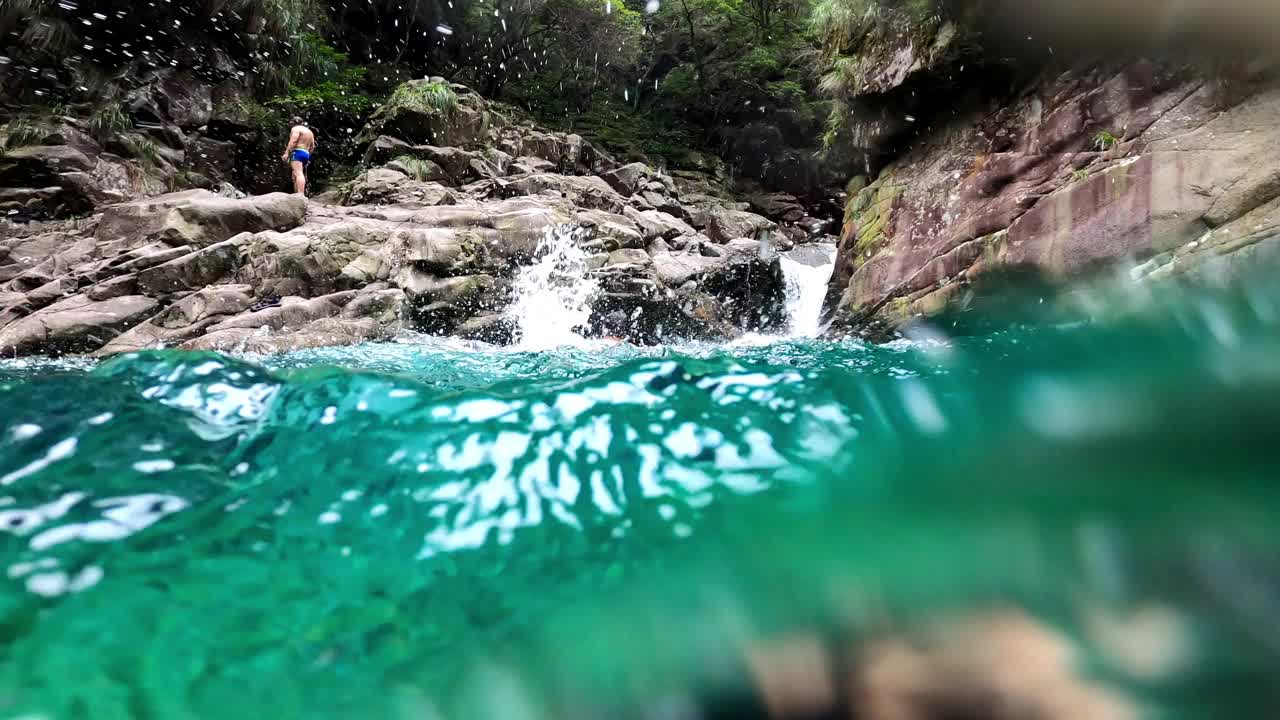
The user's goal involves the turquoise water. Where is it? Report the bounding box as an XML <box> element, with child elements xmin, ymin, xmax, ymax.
<box><xmin>1</xmin><ymin>280</ymin><xmax>1279</xmax><ymax>718</ymax></box>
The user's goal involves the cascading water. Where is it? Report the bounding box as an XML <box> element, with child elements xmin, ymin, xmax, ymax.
<box><xmin>508</xmin><ymin>224</ymin><xmax>598</xmax><ymax>349</ymax></box>
<box><xmin>779</xmin><ymin>243</ymin><xmax>837</xmax><ymax>337</ymax></box>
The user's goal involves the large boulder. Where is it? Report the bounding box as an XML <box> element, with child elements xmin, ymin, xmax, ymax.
<box><xmin>362</xmin><ymin>80</ymin><xmax>490</xmax><ymax>149</ymax></box>
<box><xmin>238</xmin><ymin>221</ymin><xmax>394</xmax><ymax>297</ymax></box>
<box><xmin>95</xmin><ymin>190</ymin><xmax>306</xmax><ymax>249</ymax></box>
<box><xmin>0</xmin><ymin>294</ymin><xmax>159</xmax><ymax>355</ymax></box>
<box><xmin>704</xmin><ymin>207</ymin><xmax>777</xmax><ymax>243</ymax></box>
<box><xmin>344</xmin><ymin>169</ymin><xmax>458</xmax><ymax>207</ymax></box>
<box><xmin>135</xmin><ymin>235</ymin><xmax>249</xmax><ymax>294</ymax></box>
<box><xmin>156</xmin><ymin>73</ymin><xmax>213</xmax><ymax>129</ymax></box>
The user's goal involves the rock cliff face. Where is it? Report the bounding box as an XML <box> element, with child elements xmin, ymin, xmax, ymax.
<box><xmin>0</xmin><ymin>81</ymin><xmax>825</xmax><ymax>357</ymax></box>
<box><xmin>823</xmin><ymin>51</ymin><xmax>1280</xmax><ymax>334</ymax></box>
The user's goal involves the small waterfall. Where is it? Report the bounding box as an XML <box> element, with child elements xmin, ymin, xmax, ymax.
<box><xmin>779</xmin><ymin>243</ymin><xmax>837</xmax><ymax>337</ymax></box>
<box><xmin>509</xmin><ymin>225</ymin><xmax>598</xmax><ymax>349</ymax></box>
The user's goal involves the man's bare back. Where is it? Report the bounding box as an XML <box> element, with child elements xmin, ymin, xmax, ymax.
<box><xmin>281</xmin><ymin>116</ymin><xmax>317</xmax><ymax>195</ymax></box>
<box><xmin>291</xmin><ymin>126</ymin><xmax>316</xmax><ymax>152</ymax></box>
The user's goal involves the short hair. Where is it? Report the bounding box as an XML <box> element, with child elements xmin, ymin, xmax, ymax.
<box><xmin>291</xmin><ymin>116</ymin><xmax>303</xmax><ymax>125</ymax></box>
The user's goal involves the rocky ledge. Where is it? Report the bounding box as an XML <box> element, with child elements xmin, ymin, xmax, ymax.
<box><xmin>0</xmin><ymin>81</ymin><xmax>834</xmax><ymax>357</ymax></box>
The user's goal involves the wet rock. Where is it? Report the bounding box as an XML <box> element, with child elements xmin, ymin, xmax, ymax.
<box><xmin>0</xmin><ymin>294</ymin><xmax>160</xmax><ymax>355</ymax></box>
<box><xmin>520</xmin><ymin>131</ymin><xmax>561</xmax><ymax>162</ymax></box>
<box><xmin>364</xmin><ymin>79</ymin><xmax>491</xmax><ymax>149</ymax></box>
<box><xmin>607</xmin><ymin>248</ymin><xmax>651</xmax><ymax>267</ymax></box>
<box><xmin>397</xmin><ymin>271</ymin><xmax>502</xmax><ymax>313</ymax></box>
<box><xmin>454</xmin><ymin>313</ymin><xmax>516</xmax><ymax>345</ymax></box>
<box><xmin>181</xmin><ymin>289</ymin><xmax>402</xmax><ymax>353</ymax></box>
<box><xmin>239</xmin><ymin>222</ymin><xmax>393</xmax><ymax>298</ymax></box>
<box><xmin>575</xmin><ymin>210</ymin><xmax>645</xmax><ymax>250</ymax></box>
<box><xmin>750</xmin><ymin>192</ymin><xmax>806</xmax><ymax>222</ymax></box>
<box><xmin>86</xmin><ymin>274</ymin><xmax>140</xmax><ymax>301</ymax></box>
<box><xmin>2</xmin><ymin>145</ymin><xmax>94</xmax><ymax>174</ymax></box>
<box><xmin>157</xmin><ymin>73</ymin><xmax>213</xmax><ymax>129</ymax></box>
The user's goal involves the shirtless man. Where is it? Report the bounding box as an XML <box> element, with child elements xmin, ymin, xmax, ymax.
<box><xmin>280</xmin><ymin>117</ymin><xmax>316</xmax><ymax>195</ymax></box>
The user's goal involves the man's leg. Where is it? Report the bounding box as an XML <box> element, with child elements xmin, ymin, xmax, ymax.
<box><xmin>290</xmin><ymin>160</ymin><xmax>306</xmax><ymax>195</ymax></box>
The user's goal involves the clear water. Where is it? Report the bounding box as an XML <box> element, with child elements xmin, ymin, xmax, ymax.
<box><xmin>1</xmin><ymin>276</ymin><xmax>1279</xmax><ymax>718</ymax></box>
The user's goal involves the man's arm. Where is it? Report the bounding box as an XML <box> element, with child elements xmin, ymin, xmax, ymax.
<box><xmin>281</xmin><ymin>127</ymin><xmax>301</xmax><ymax>161</ymax></box>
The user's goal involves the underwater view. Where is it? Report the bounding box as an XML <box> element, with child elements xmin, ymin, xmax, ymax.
<box><xmin>2</xmin><ymin>269</ymin><xmax>1279</xmax><ymax>719</ymax></box>
<box><xmin>3</xmin><ymin>0</ymin><xmax>1280</xmax><ymax>717</ymax></box>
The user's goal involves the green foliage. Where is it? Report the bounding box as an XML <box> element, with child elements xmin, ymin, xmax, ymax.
<box><xmin>1093</xmin><ymin>130</ymin><xmax>1119</xmax><ymax>151</ymax></box>
<box><xmin>1071</xmin><ymin>168</ymin><xmax>1091</xmax><ymax>183</ymax></box>
<box><xmin>268</xmin><ymin>80</ymin><xmax>377</xmax><ymax>118</ymax></box>
<box><xmin>386</xmin><ymin>82</ymin><xmax>458</xmax><ymax>116</ymax></box>
<box><xmin>87</xmin><ymin>103</ymin><xmax>130</xmax><ymax>143</ymax></box>
<box><xmin>766</xmin><ymin>81</ymin><xmax>808</xmax><ymax>106</ymax></box>
<box><xmin>120</xmin><ymin>135</ymin><xmax>163</xmax><ymax>168</ymax></box>
<box><xmin>734</xmin><ymin>47</ymin><xmax>783</xmax><ymax>78</ymax></box>
<box><xmin>2</xmin><ymin>118</ymin><xmax>51</xmax><ymax>149</ymax></box>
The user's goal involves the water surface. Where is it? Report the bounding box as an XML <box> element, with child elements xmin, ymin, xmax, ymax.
<box><xmin>1</xmin><ymin>278</ymin><xmax>1279</xmax><ymax>718</ymax></box>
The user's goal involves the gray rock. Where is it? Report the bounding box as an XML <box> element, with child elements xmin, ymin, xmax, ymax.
<box><xmin>0</xmin><ymin>294</ymin><xmax>159</xmax><ymax>355</ymax></box>
<box><xmin>626</xmin><ymin>208</ymin><xmax>696</xmax><ymax>240</ymax></box>
<box><xmin>136</xmin><ymin>234</ymin><xmax>248</xmax><ymax>294</ymax></box>
<box><xmin>502</xmin><ymin>174</ymin><xmax>626</xmax><ymax>213</ymax></box>
<box><xmin>607</xmin><ymin>248</ymin><xmax>652</xmax><ymax>267</ymax></box>
<box><xmin>94</xmin><ymin>285</ymin><xmax>255</xmax><ymax>355</ymax></box>
<box><xmin>95</xmin><ymin>190</ymin><xmax>306</xmax><ymax>248</ymax></box>
<box><xmin>601</xmin><ymin>162</ymin><xmax>651</xmax><ymax>196</ymax></box>
<box><xmin>704</xmin><ymin>207</ymin><xmax>777</xmax><ymax>243</ymax></box>
<box><xmin>454</xmin><ymin>313</ymin><xmax>516</xmax><ymax>345</ymax></box>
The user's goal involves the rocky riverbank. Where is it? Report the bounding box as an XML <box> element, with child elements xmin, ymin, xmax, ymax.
<box><xmin>0</xmin><ymin>80</ymin><xmax>836</xmax><ymax>357</ymax></box>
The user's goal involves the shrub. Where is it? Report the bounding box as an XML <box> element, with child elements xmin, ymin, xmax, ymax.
<box><xmin>2</xmin><ymin>118</ymin><xmax>51</xmax><ymax>149</ymax></box>
<box><xmin>88</xmin><ymin>103</ymin><xmax>130</xmax><ymax>143</ymax></box>
<box><xmin>1093</xmin><ymin>130</ymin><xmax>1119</xmax><ymax>151</ymax></box>
<box><xmin>120</xmin><ymin>135</ymin><xmax>163</xmax><ymax>167</ymax></box>
<box><xmin>386</xmin><ymin>81</ymin><xmax>458</xmax><ymax>116</ymax></box>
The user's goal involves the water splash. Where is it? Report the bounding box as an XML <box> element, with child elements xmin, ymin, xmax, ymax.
<box><xmin>509</xmin><ymin>225</ymin><xmax>598</xmax><ymax>349</ymax></box>
<box><xmin>779</xmin><ymin>243</ymin><xmax>836</xmax><ymax>337</ymax></box>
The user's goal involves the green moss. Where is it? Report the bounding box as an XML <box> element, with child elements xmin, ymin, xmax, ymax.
<box><xmin>843</xmin><ymin>167</ymin><xmax>903</xmax><ymax>266</ymax></box>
